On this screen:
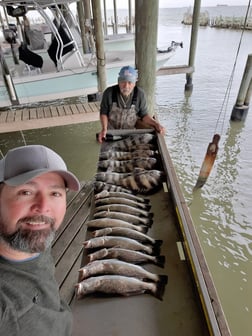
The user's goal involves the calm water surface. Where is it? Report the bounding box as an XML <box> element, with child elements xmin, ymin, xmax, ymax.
<box><xmin>0</xmin><ymin>6</ymin><xmax>251</xmax><ymax>336</ymax></box>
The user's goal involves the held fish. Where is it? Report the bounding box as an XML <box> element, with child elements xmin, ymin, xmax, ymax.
<box><xmin>86</xmin><ymin>218</ymin><xmax>148</xmax><ymax>233</ymax></box>
<box><xmin>88</xmin><ymin>247</ymin><xmax>166</xmax><ymax>268</ymax></box>
<box><xmin>93</xmin><ymin>204</ymin><xmax>153</xmax><ymax>218</ymax></box>
<box><xmin>94</xmin><ymin>190</ymin><xmax>150</xmax><ymax>204</ymax></box>
<box><xmin>94</xmin><ymin>197</ymin><xmax>151</xmax><ymax>211</ymax></box>
<box><xmin>79</xmin><ymin>259</ymin><xmax>168</xmax><ymax>284</ymax></box>
<box><xmin>83</xmin><ymin>236</ymin><xmax>160</xmax><ymax>255</ymax></box>
<box><xmin>76</xmin><ymin>274</ymin><xmax>166</xmax><ymax>300</ymax></box>
<box><xmin>92</xmin><ymin>227</ymin><xmax>162</xmax><ymax>247</ymax></box>
<box><xmin>93</xmin><ymin>210</ymin><xmax>153</xmax><ymax>227</ymax></box>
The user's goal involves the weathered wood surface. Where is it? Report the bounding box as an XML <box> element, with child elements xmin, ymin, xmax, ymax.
<box><xmin>52</xmin><ymin>181</ymin><xmax>94</xmax><ymax>305</ymax></box>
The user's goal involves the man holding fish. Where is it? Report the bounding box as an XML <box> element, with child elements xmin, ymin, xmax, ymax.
<box><xmin>0</xmin><ymin>145</ymin><xmax>80</xmax><ymax>335</ymax></box>
<box><xmin>98</xmin><ymin>65</ymin><xmax>165</xmax><ymax>143</ymax></box>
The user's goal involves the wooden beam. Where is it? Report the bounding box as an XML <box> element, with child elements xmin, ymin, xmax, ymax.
<box><xmin>156</xmin><ymin>65</ymin><xmax>194</xmax><ymax>76</ymax></box>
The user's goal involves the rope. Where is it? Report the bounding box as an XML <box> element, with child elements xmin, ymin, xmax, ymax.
<box><xmin>214</xmin><ymin>0</ymin><xmax>251</xmax><ymax>135</ymax></box>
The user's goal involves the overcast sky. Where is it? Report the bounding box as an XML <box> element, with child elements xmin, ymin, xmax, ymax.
<box><xmin>105</xmin><ymin>0</ymin><xmax>248</xmax><ymax>9</ymax></box>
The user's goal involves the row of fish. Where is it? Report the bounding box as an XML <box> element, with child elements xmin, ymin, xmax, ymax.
<box><xmin>95</xmin><ymin>133</ymin><xmax>165</xmax><ymax>194</ymax></box>
<box><xmin>75</xmin><ymin>133</ymin><xmax>168</xmax><ymax>300</ymax></box>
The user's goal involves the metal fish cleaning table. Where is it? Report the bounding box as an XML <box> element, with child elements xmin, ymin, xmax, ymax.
<box><xmin>60</xmin><ymin>129</ymin><xmax>231</xmax><ymax>336</ymax></box>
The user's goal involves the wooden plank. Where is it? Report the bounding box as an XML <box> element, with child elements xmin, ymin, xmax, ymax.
<box><xmin>64</xmin><ymin>105</ymin><xmax>73</xmax><ymax>115</ymax></box>
<box><xmin>69</xmin><ymin>104</ymin><xmax>79</xmax><ymax>115</ymax></box>
<box><xmin>37</xmin><ymin>107</ymin><xmax>44</xmax><ymax>119</ymax></box>
<box><xmin>76</xmin><ymin>103</ymin><xmax>85</xmax><ymax>113</ymax></box>
<box><xmin>57</xmin><ymin>105</ymin><xmax>66</xmax><ymax>117</ymax></box>
<box><xmin>156</xmin><ymin>65</ymin><xmax>194</xmax><ymax>76</ymax></box>
<box><xmin>14</xmin><ymin>109</ymin><xmax>22</xmax><ymax>122</ymax></box>
<box><xmin>6</xmin><ymin>111</ymin><xmax>14</xmax><ymax>123</ymax></box>
<box><xmin>29</xmin><ymin>108</ymin><xmax>37</xmax><ymax>119</ymax></box>
<box><xmin>22</xmin><ymin>108</ymin><xmax>30</xmax><ymax>121</ymax></box>
<box><xmin>0</xmin><ymin>112</ymin><xmax>7</xmax><ymax>123</ymax></box>
<box><xmin>50</xmin><ymin>106</ymin><xmax>59</xmax><ymax>117</ymax></box>
<box><xmin>44</xmin><ymin>106</ymin><xmax>52</xmax><ymax>118</ymax></box>
<box><xmin>82</xmin><ymin>102</ymin><xmax>92</xmax><ymax>113</ymax></box>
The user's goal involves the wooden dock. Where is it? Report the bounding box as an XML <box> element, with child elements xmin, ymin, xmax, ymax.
<box><xmin>53</xmin><ymin>181</ymin><xmax>93</xmax><ymax>306</ymax></box>
<box><xmin>0</xmin><ymin>102</ymin><xmax>100</xmax><ymax>134</ymax></box>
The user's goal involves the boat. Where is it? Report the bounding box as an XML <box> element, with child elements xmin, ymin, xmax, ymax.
<box><xmin>68</xmin><ymin>129</ymin><xmax>231</xmax><ymax>336</ymax></box>
<box><xmin>0</xmin><ymin>0</ymin><xmax>182</xmax><ymax>108</ymax></box>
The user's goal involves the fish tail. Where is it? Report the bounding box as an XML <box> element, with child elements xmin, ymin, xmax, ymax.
<box><xmin>154</xmin><ymin>239</ymin><xmax>163</xmax><ymax>248</ymax></box>
<box><xmin>140</xmin><ymin>212</ymin><xmax>154</xmax><ymax>219</ymax></box>
<box><xmin>153</xmin><ymin>278</ymin><xmax>167</xmax><ymax>301</ymax></box>
<box><xmin>144</xmin><ymin>204</ymin><xmax>152</xmax><ymax>211</ymax></box>
<box><xmin>157</xmin><ymin>274</ymin><xmax>168</xmax><ymax>285</ymax></box>
<box><xmin>154</xmin><ymin>255</ymin><xmax>166</xmax><ymax>268</ymax></box>
<box><xmin>152</xmin><ymin>243</ymin><xmax>161</xmax><ymax>256</ymax></box>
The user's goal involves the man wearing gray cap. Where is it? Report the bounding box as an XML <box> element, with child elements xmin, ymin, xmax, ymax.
<box><xmin>98</xmin><ymin>65</ymin><xmax>165</xmax><ymax>143</ymax></box>
<box><xmin>0</xmin><ymin>145</ymin><xmax>80</xmax><ymax>336</ymax></box>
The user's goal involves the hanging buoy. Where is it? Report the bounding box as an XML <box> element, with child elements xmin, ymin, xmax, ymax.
<box><xmin>193</xmin><ymin>134</ymin><xmax>220</xmax><ymax>191</ymax></box>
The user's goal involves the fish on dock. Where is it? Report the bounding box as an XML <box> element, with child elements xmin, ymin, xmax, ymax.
<box><xmin>93</xmin><ymin>210</ymin><xmax>153</xmax><ymax>227</ymax></box>
<box><xmin>92</xmin><ymin>227</ymin><xmax>162</xmax><ymax>247</ymax></box>
<box><xmin>75</xmin><ymin>274</ymin><xmax>166</xmax><ymax>300</ymax></box>
<box><xmin>94</xmin><ymin>197</ymin><xmax>152</xmax><ymax>211</ymax></box>
<box><xmin>97</xmin><ymin>157</ymin><xmax>157</xmax><ymax>172</ymax></box>
<box><xmin>83</xmin><ymin>236</ymin><xmax>160</xmax><ymax>255</ymax></box>
<box><xmin>93</xmin><ymin>181</ymin><xmax>133</xmax><ymax>194</ymax></box>
<box><xmin>94</xmin><ymin>190</ymin><xmax>150</xmax><ymax>204</ymax></box>
<box><xmin>86</xmin><ymin>218</ymin><xmax>148</xmax><ymax>233</ymax></box>
<box><xmin>93</xmin><ymin>204</ymin><xmax>153</xmax><ymax>219</ymax></box>
<box><xmin>78</xmin><ymin>259</ymin><xmax>168</xmax><ymax>284</ymax></box>
<box><xmin>87</xmin><ymin>247</ymin><xmax>166</xmax><ymax>268</ymax></box>
<box><xmin>99</xmin><ymin>149</ymin><xmax>157</xmax><ymax>161</ymax></box>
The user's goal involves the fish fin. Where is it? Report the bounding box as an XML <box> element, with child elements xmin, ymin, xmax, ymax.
<box><xmin>154</xmin><ymin>255</ymin><xmax>166</xmax><ymax>268</ymax></box>
<box><xmin>154</xmin><ymin>239</ymin><xmax>163</xmax><ymax>248</ymax></box>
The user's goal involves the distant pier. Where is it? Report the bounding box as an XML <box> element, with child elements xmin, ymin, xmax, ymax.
<box><xmin>182</xmin><ymin>10</ymin><xmax>252</xmax><ymax>30</ymax></box>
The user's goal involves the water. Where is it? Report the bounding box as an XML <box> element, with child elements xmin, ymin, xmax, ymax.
<box><xmin>156</xmin><ymin>6</ymin><xmax>252</xmax><ymax>336</ymax></box>
<box><xmin>0</xmin><ymin>5</ymin><xmax>251</xmax><ymax>335</ymax></box>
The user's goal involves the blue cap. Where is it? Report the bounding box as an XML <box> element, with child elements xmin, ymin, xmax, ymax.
<box><xmin>118</xmin><ymin>66</ymin><xmax>138</xmax><ymax>83</ymax></box>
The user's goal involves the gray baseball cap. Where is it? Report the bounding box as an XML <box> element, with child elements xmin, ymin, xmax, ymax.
<box><xmin>0</xmin><ymin>145</ymin><xmax>80</xmax><ymax>191</ymax></box>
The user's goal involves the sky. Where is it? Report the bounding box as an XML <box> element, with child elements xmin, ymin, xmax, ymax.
<box><xmin>105</xmin><ymin>0</ymin><xmax>248</xmax><ymax>9</ymax></box>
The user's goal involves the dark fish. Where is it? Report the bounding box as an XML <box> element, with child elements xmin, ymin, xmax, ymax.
<box><xmin>92</xmin><ymin>227</ymin><xmax>162</xmax><ymax>247</ymax></box>
<box><xmin>120</xmin><ymin>168</ymin><xmax>164</xmax><ymax>194</ymax></box>
<box><xmin>93</xmin><ymin>210</ymin><xmax>153</xmax><ymax>227</ymax></box>
<box><xmin>98</xmin><ymin>157</ymin><xmax>157</xmax><ymax>173</ymax></box>
<box><xmin>94</xmin><ymin>190</ymin><xmax>150</xmax><ymax>204</ymax></box>
<box><xmin>85</xmin><ymin>218</ymin><xmax>148</xmax><ymax>233</ymax></box>
<box><xmin>93</xmin><ymin>181</ymin><xmax>133</xmax><ymax>194</ymax></box>
<box><xmin>93</xmin><ymin>204</ymin><xmax>153</xmax><ymax>218</ymax></box>
<box><xmin>108</xmin><ymin>133</ymin><xmax>155</xmax><ymax>151</ymax></box>
<box><xmin>88</xmin><ymin>247</ymin><xmax>166</xmax><ymax>268</ymax></box>
<box><xmin>75</xmin><ymin>274</ymin><xmax>166</xmax><ymax>300</ymax></box>
<box><xmin>99</xmin><ymin>149</ymin><xmax>157</xmax><ymax>161</ymax></box>
<box><xmin>83</xmin><ymin>236</ymin><xmax>159</xmax><ymax>255</ymax></box>
<box><xmin>79</xmin><ymin>259</ymin><xmax>168</xmax><ymax>283</ymax></box>
<box><xmin>95</xmin><ymin>172</ymin><xmax>130</xmax><ymax>184</ymax></box>
<box><xmin>94</xmin><ymin>197</ymin><xmax>151</xmax><ymax>211</ymax></box>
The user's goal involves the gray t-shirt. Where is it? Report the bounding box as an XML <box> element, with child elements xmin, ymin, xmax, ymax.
<box><xmin>0</xmin><ymin>248</ymin><xmax>72</xmax><ymax>336</ymax></box>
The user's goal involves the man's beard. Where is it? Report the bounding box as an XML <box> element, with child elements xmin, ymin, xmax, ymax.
<box><xmin>0</xmin><ymin>215</ymin><xmax>56</xmax><ymax>253</ymax></box>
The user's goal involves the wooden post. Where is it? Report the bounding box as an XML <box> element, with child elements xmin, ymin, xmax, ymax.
<box><xmin>77</xmin><ymin>1</ymin><xmax>89</xmax><ymax>54</ymax></box>
<box><xmin>135</xmin><ymin>0</ymin><xmax>159</xmax><ymax>116</ymax></box>
<box><xmin>185</xmin><ymin>0</ymin><xmax>201</xmax><ymax>92</ymax></box>
<box><xmin>231</xmin><ymin>54</ymin><xmax>252</xmax><ymax>121</ymax></box>
<box><xmin>91</xmin><ymin>0</ymin><xmax>107</xmax><ymax>93</ymax></box>
<box><xmin>84</xmin><ymin>0</ymin><xmax>95</xmax><ymax>55</ymax></box>
<box><xmin>113</xmin><ymin>0</ymin><xmax>118</xmax><ymax>34</ymax></box>
<box><xmin>128</xmin><ymin>0</ymin><xmax>133</xmax><ymax>33</ymax></box>
<box><xmin>103</xmin><ymin>0</ymin><xmax>108</xmax><ymax>36</ymax></box>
